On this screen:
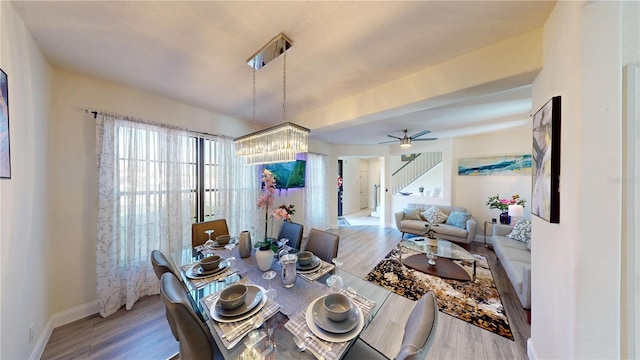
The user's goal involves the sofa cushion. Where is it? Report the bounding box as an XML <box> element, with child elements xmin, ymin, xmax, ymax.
<box><xmin>403</xmin><ymin>208</ymin><xmax>423</xmax><ymax>221</ymax></box>
<box><xmin>421</xmin><ymin>206</ymin><xmax>448</xmax><ymax>224</ymax></box>
<box><xmin>501</xmin><ymin>259</ymin><xmax>529</xmax><ymax>294</ymax></box>
<box><xmin>433</xmin><ymin>224</ymin><xmax>468</xmax><ymax>238</ymax></box>
<box><xmin>507</xmin><ymin>218</ymin><xmax>531</xmax><ymax>244</ymax></box>
<box><xmin>401</xmin><ymin>219</ymin><xmax>432</xmax><ymax>232</ymax></box>
<box><xmin>492</xmin><ymin>235</ymin><xmax>530</xmax><ymax>252</ymax></box>
<box><xmin>445</xmin><ymin>212</ymin><xmax>471</xmax><ymax>229</ymax></box>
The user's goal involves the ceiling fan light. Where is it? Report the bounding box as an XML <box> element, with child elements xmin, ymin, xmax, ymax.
<box><xmin>400</xmin><ymin>138</ymin><xmax>411</xmax><ymax>148</ymax></box>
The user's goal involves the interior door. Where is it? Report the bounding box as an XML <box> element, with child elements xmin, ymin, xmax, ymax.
<box><xmin>359</xmin><ymin>170</ymin><xmax>368</xmax><ymax>209</ymax></box>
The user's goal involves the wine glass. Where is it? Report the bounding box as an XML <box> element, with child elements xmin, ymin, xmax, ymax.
<box><xmin>325</xmin><ymin>258</ymin><xmax>344</xmax><ymax>290</ymax></box>
<box><xmin>262</xmin><ymin>270</ymin><xmax>277</xmax><ymax>300</ymax></box>
<box><xmin>204</xmin><ymin>229</ymin><xmax>214</xmax><ymax>248</ymax></box>
<box><xmin>224</xmin><ymin>242</ymin><xmax>236</xmax><ymax>269</ymax></box>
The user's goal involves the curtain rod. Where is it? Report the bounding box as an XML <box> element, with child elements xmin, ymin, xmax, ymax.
<box><xmin>85</xmin><ymin>108</ymin><xmax>232</xmax><ymax>140</ymax></box>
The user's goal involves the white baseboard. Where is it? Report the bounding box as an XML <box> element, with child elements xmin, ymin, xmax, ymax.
<box><xmin>29</xmin><ymin>300</ymin><xmax>99</xmax><ymax>360</ymax></box>
<box><xmin>527</xmin><ymin>338</ymin><xmax>537</xmax><ymax>360</ymax></box>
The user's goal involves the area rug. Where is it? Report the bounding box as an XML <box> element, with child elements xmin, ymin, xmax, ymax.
<box><xmin>364</xmin><ymin>246</ymin><xmax>514</xmax><ymax>340</ymax></box>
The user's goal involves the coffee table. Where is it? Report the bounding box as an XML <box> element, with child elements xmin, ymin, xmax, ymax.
<box><xmin>400</xmin><ymin>237</ymin><xmax>476</xmax><ymax>281</ymax></box>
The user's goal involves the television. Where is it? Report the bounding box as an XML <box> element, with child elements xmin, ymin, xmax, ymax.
<box><xmin>263</xmin><ymin>160</ymin><xmax>306</xmax><ymax>189</ymax></box>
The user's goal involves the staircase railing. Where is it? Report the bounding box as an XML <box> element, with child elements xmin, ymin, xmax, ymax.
<box><xmin>392</xmin><ymin>152</ymin><xmax>442</xmax><ymax>194</ymax></box>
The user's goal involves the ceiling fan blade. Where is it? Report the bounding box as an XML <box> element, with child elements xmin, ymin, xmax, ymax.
<box><xmin>387</xmin><ymin>134</ymin><xmax>402</xmax><ymax>139</ymax></box>
<box><xmin>410</xmin><ymin>130</ymin><xmax>431</xmax><ymax>139</ymax></box>
<box><xmin>413</xmin><ymin>138</ymin><xmax>438</xmax><ymax>141</ymax></box>
<box><xmin>378</xmin><ymin>140</ymin><xmax>398</xmax><ymax>144</ymax></box>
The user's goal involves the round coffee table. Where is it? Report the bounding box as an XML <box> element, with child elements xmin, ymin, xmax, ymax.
<box><xmin>400</xmin><ymin>237</ymin><xmax>476</xmax><ymax>281</ymax></box>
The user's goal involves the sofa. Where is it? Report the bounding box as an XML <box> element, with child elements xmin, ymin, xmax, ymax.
<box><xmin>394</xmin><ymin>203</ymin><xmax>477</xmax><ymax>245</ymax></box>
<box><xmin>491</xmin><ymin>223</ymin><xmax>531</xmax><ymax>309</ymax></box>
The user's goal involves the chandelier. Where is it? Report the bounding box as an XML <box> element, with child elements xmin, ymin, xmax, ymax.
<box><xmin>234</xmin><ymin>33</ymin><xmax>310</xmax><ymax>165</ymax></box>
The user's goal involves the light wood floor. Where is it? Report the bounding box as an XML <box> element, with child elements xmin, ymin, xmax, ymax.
<box><xmin>42</xmin><ymin>225</ymin><xmax>529</xmax><ymax>360</ymax></box>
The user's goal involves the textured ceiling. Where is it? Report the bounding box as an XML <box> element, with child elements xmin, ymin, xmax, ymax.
<box><xmin>11</xmin><ymin>1</ymin><xmax>555</xmax><ymax>145</ymax></box>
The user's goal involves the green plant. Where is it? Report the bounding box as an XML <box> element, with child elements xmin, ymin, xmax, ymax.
<box><xmin>254</xmin><ymin>239</ymin><xmax>279</xmax><ymax>253</ymax></box>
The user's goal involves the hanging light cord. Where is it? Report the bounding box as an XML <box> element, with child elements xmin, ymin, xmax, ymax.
<box><xmin>252</xmin><ymin>61</ymin><xmax>257</xmax><ymax>131</ymax></box>
<box><xmin>282</xmin><ymin>50</ymin><xmax>287</xmax><ymax>123</ymax></box>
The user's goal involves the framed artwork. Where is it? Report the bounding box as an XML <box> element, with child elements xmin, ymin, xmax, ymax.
<box><xmin>531</xmin><ymin>96</ymin><xmax>561</xmax><ymax>223</ymax></box>
<box><xmin>1</xmin><ymin>68</ymin><xmax>10</xmax><ymax>179</ymax></box>
<box><xmin>401</xmin><ymin>154</ymin><xmax>417</xmax><ymax>162</ymax></box>
<box><xmin>458</xmin><ymin>154</ymin><xmax>531</xmax><ymax>176</ymax></box>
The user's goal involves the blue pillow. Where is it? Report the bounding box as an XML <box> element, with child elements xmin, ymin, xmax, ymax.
<box><xmin>445</xmin><ymin>212</ymin><xmax>472</xmax><ymax>229</ymax></box>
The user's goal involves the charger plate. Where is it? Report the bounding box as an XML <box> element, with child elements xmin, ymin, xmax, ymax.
<box><xmin>305</xmin><ymin>296</ymin><xmax>364</xmax><ymax>342</ymax></box>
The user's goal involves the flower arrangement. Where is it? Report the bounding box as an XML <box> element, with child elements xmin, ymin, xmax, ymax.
<box><xmin>423</xmin><ymin>222</ymin><xmax>439</xmax><ymax>239</ymax></box>
<box><xmin>486</xmin><ymin>194</ymin><xmax>526</xmax><ymax>212</ymax></box>
<box><xmin>255</xmin><ymin>170</ymin><xmax>296</xmax><ymax>252</ymax></box>
<box><xmin>273</xmin><ymin>204</ymin><xmax>295</xmax><ymax>222</ymax></box>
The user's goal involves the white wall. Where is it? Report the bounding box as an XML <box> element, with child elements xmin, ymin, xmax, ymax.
<box><xmin>453</xmin><ymin>127</ymin><xmax>532</xmax><ymax>226</ymax></box>
<box><xmin>47</xmin><ymin>69</ymin><xmax>253</xmax><ymax>316</ymax></box>
<box><xmin>0</xmin><ymin>2</ymin><xmax>53</xmax><ymax>358</ymax></box>
<box><xmin>529</xmin><ymin>2</ymin><xmax>624</xmax><ymax>358</ymax></box>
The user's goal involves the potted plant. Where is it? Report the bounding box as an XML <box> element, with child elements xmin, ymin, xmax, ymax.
<box><xmin>486</xmin><ymin>193</ymin><xmax>526</xmax><ymax>224</ymax></box>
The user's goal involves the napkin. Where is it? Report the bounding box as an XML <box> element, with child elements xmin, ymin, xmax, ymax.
<box><xmin>297</xmin><ymin>261</ymin><xmax>335</xmax><ymax>282</ymax></box>
<box><xmin>181</xmin><ymin>262</ymin><xmax>235</xmax><ymax>289</ymax></box>
<box><xmin>284</xmin><ymin>289</ymin><xmax>376</xmax><ymax>360</ymax></box>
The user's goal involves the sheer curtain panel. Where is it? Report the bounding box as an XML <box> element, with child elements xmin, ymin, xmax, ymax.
<box><xmin>96</xmin><ymin>114</ymin><xmax>193</xmax><ymax>317</ymax></box>
<box><xmin>304</xmin><ymin>153</ymin><xmax>330</xmax><ymax>231</ymax></box>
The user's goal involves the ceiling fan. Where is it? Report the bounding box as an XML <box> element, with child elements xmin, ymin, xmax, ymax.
<box><xmin>379</xmin><ymin>129</ymin><xmax>437</xmax><ymax>148</ymax></box>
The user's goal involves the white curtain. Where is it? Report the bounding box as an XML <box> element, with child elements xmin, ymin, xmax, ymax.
<box><xmin>202</xmin><ymin>135</ymin><xmax>260</xmax><ymax>236</ymax></box>
<box><xmin>304</xmin><ymin>153</ymin><xmax>330</xmax><ymax>230</ymax></box>
<box><xmin>96</xmin><ymin>114</ymin><xmax>193</xmax><ymax>317</ymax></box>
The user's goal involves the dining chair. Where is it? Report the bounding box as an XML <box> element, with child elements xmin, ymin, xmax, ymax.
<box><xmin>160</xmin><ymin>272</ymin><xmax>223</xmax><ymax>360</ymax></box>
<box><xmin>277</xmin><ymin>221</ymin><xmax>304</xmax><ymax>250</ymax></box>
<box><xmin>192</xmin><ymin>219</ymin><xmax>229</xmax><ymax>248</ymax></box>
<box><xmin>150</xmin><ymin>249</ymin><xmax>205</xmax><ymax>339</ymax></box>
<box><xmin>342</xmin><ymin>291</ymin><xmax>439</xmax><ymax>360</ymax></box>
<box><xmin>303</xmin><ymin>228</ymin><xmax>339</xmax><ymax>263</ymax></box>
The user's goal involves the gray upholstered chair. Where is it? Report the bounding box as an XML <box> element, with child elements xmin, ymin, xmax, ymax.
<box><xmin>277</xmin><ymin>221</ymin><xmax>304</xmax><ymax>251</ymax></box>
<box><xmin>151</xmin><ymin>249</ymin><xmax>205</xmax><ymax>344</ymax></box>
<box><xmin>160</xmin><ymin>272</ymin><xmax>222</xmax><ymax>360</ymax></box>
<box><xmin>303</xmin><ymin>228</ymin><xmax>339</xmax><ymax>263</ymax></box>
<box><xmin>343</xmin><ymin>292</ymin><xmax>439</xmax><ymax>360</ymax></box>
<box><xmin>192</xmin><ymin>219</ymin><xmax>229</xmax><ymax>248</ymax></box>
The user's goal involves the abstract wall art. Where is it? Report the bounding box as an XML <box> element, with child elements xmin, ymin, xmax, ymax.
<box><xmin>531</xmin><ymin>96</ymin><xmax>561</xmax><ymax>223</ymax></box>
<box><xmin>458</xmin><ymin>154</ymin><xmax>532</xmax><ymax>176</ymax></box>
<box><xmin>0</xmin><ymin>68</ymin><xmax>10</xmax><ymax>179</ymax></box>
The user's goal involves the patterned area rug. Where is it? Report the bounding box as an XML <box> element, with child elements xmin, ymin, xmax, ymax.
<box><xmin>365</xmin><ymin>246</ymin><xmax>514</xmax><ymax>340</ymax></box>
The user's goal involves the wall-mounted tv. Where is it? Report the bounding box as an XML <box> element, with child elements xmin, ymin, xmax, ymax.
<box><xmin>263</xmin><ymin>160</ymin><xmax>306</xmax><ymax>189</ymax></box>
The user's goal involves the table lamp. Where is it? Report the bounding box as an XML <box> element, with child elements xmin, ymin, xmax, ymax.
<box><xmin>508</xmin><ymin>204</ymin><xmax>524</xmax><ymax>225</ymax></box>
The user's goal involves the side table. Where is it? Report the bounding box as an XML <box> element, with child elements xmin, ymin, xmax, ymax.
<box><xmin>483</xmin><ymin>220</ymin><xmax>496</xmax><ymax>248</ymax></box>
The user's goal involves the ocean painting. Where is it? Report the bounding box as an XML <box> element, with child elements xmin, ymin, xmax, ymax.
<box><xmin>458</xmin><ymin>154</ymin><xmax>531</xmax><ymax>176</ymax></box>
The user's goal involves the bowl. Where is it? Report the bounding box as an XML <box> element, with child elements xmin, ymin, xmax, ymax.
<box><xmin>216</xmin><ymin>234</ymin><xmax>231</xmax><ymax>245</ymax></box>
<box><xmin>219</xmin><ymin>284</ymin><xmax>248</xmax><ymax>310</ymax></box>
<box><xmin>199</xmin><ymin>255</ymin><xmax>222</xmax><ymax>271</ymax></box>
<box><xmin>297</xmin><ymin>251</ymin><xmax>314</xmax><ymax>266</ymax></box>
<box><xmin>323</xmin><ymin>293</ymin><xmax>352</xmax><ymax>322</ymax></box>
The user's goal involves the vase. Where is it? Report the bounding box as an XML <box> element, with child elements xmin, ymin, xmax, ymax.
<box><xmin>255</xmin><ymin>248</ymin><xmax>274</xmax><ymax>272</ymax></box>
<box><xmin>499</xmin><ymin>211</ymin><xmax>511</xmax><ymax>224</ymax></box>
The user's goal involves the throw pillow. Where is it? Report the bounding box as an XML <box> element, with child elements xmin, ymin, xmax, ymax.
<box><xmin>402</xmin><ymin>208</ymin><xmax>423</xmax><ymax>221</ymax></box>
<box><xmin>507</xmin><ymin>218</ymin><xmax>532</xmax><ymax>244</ymax></box>
<box><xmin>422</xmin><ymin>205</ymin><xmax>449</xmax><ymax>224</ymax></box>
<box><xmin>445</xmin><ymin>212</ymin><xmax>472</xmax><ymax>229</ymax></box>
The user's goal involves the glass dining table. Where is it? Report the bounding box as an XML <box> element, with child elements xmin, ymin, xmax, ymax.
<box><xmin>170</xmin><ymin>246</ymin><xmax>391</xmax><ymax>360</ymax></box>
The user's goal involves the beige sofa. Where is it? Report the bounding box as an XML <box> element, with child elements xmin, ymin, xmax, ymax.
<box><xmin>491</xmin><ymin>223</ymin><xmax>531</xmax><ymax>309</ymax></box>
<box><xmin>394</xmin><ymin>203</ymin><xmax>477</xmax><ymax>246</ymax></box>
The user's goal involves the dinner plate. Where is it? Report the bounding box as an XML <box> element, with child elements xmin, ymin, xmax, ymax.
<box><xmin>211</xmin><ymin>286</ymin><xmax>268</xmax><ymax>323</ymax></box>
<box><xmin>297</xmin><ymin>256</ymin><xmax>321</xmax><ymax>271</ymax></box>
<box><xmin>305</xmin><ymin>297</ymin><xmax>364</xmax><ymax>342</ymax></box>
<box><xmin>185</xmin><ymin>260</ymin><xmax>230</xmax><ymax>279</ymax></box>
<box><xmin>311</xmin><ymin>296</ymin><xmax>360</xmax><ymax>334</ymax></box>
<box><xmin>214</xmin><ymin>285</ymin><xmax>264</xmax><ymax>317</ymax></box>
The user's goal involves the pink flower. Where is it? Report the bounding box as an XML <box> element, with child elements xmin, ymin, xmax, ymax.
<box><xmin>272</xmin><ymin>208</ymin><xmax>290</xmax><ymax>220</ymax></box>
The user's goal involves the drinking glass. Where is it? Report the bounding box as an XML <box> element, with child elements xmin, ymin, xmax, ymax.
<box><xmin>224</xmin><ymin>242</ymin><xmax>237</xmax><ymax>270</ymax></box>
<box><xmin>204</xmin><ymin>229</ymin><xmax>214</xmax><ymax>243</ymax></box>
<box><xmin>262</xmin><ymin>270</ymin><xmax>277</xmax><ymax>300</ymax></box>
<box><xmin>325</xmin><ymin>258</ymin><xmax>344</xmax><ymax>290</ymax></box>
